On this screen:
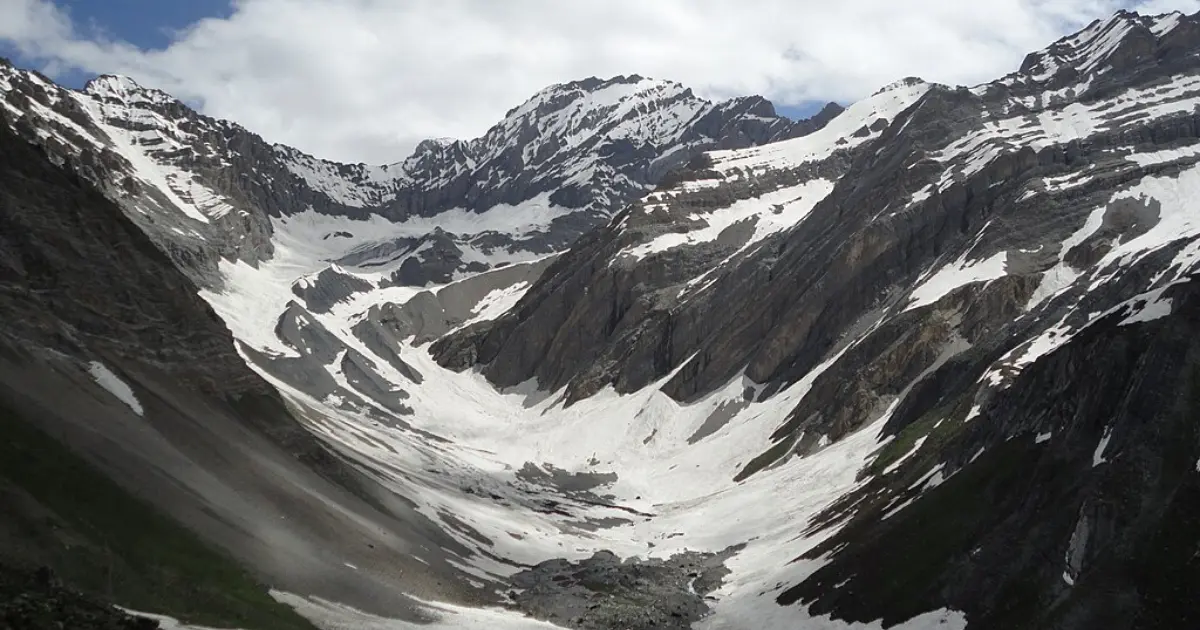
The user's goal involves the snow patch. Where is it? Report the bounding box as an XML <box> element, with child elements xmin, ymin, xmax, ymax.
<box><xmin>622</xmin><ymin>178</ymin><xmax>835</xmax><ymax>260</ymax></box>
<box><xmin>1126</xmin><ymin>144</ymin><xmax>1200</xmax><ymax>167</ymax></box>
<box><xmin>1121</xmin><ymin>293</ymin><xmax>1173</xmax><ymax>325</ymax></box>
<box><xmin>907</xmin><ymin>251</ymin><xmax>1008</xmax><ymax>310</ymax></box>
<box><xmin>707</xmin><ymin>81</ymin><xmax>930</xmax><ymax>174</ymax></box>
<box><xmin>882</xmin><ymin>436</ymin><xmax>927</xmax><ymax>475</ymax></box>
<box><xmin>461</xmin><ymin>282</ymin><xmax>531</xmax><ymax>326</ymax></box>
<box><xmin>1025</xmin><ymin>206</ymin><xmax>1105</xmax><ymax>311</ymax></box>
<box><xmin>87</xmin><ymin>361</ymin><xmax>143</xmax><ymax>416</ymax></box>
<box><xmin>1093</xmin><ymin>427</ymin><xmax>1113</xmax><ymax>467</ymax></box>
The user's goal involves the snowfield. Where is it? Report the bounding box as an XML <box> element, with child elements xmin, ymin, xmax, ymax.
<box><xmin>11</xmin><ymin>10</ymin><xmax>1200</xmax><ymax>627</ymax></box>
<box><xmin>191</xmin><ymin>36</ymin><xmax>1200</xmax><ymax>624</ymax></box>
<box><xmin>197</xmin><ymin>196</ymin><xmax>972</xmax><ymax>628</ymax></box>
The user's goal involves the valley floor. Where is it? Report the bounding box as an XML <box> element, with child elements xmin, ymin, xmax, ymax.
<box><xmin>196</xmin><ymin>222</ymin><xmax>969</xmax><ymax>629</ymax></box>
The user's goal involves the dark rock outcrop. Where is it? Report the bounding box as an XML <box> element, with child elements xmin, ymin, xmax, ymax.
<box><xmin>0</xmin><ymin>63</ymin><xmax>837</xmax><ymax>287</ymax></box>
<box><xmin>0</xmin><ymin>119</ymin><xmax>500</xmax><ymax>621</ymax></box>
<box><xmin>0</xmin><ymin>565</ymin><xmax>161</xmax><ymax>630</ymax></box>
<box><xmin>782</xmin><ymin>276</ymin><xmax>1200</xmax><ymax>630</ymax></box>
<box><xmin>432</xmin><ymin>11</ymin><xmax>1200</xmax><ymax>628</ymax></box>
<box><xmin>510</xmin><ymin>547</ymin><xmax>742</xmax><ymax>630</ymax></box>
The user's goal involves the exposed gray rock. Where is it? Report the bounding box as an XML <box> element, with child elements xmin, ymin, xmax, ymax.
<box><xmin>509</xmin><ymin>547</ymin><xmax>742</xmax><ymax>630</ymax></box>
<box><xmin>366</xmin><ymin>258</ymin><xmax>553</xmax><ymax>347</ymax></box>
<box><xmin>0</xmin><ymin>63</ymin><xmax>836</xmax><ymax>289</ymax></box>
<box><xmin>292</xmin><ymin>267</ymin><xmax>375</xmax><ymax>313</ymax></box>
<box><xmin>782</xmin><ymin>276</ymin><xmax>1200</xmax><ymax>630</ymax></box>
<box><xmin>0</xmin><ymin>120</ymin><xmax>498</xmax><ymax>620</ymax></box>
<box><xmin>432</xmin><ymin>11</ymin><xmax>1200</xmax><ymax>628</ymax></box>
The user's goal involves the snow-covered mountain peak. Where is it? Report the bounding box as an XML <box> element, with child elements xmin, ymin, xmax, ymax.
<box><xmin>82</xmin><ymin>74</ymin><xmax>177</xmax><ymax>106</ymax></box>
<box><xmin>703</xmin><ymin>77</ymin><xmax>931</xmax><ymax>175</ymax></box>
<box><xmin>872</xmin><ymin>76</ymin><xmax>927</xmax><ymax>96</ymax></box>
<box><xmin>503</xmin><ymin>74</ymin><xmax>679</xmax><ymax>119</ymax></box>
<box><xmin>489</xmin><ymin>74</ymin><xmax>703</xmax><ymax>153</ymax></box>
<box><xmin>9</xmin><ymin>8</ymin><xmax>1200</xmax><ymax>629</ymax></box>
<box><xmin>1012</xmin><ymin>10</ymin><xmax>1190</xmax><ymax>88</ymax></box>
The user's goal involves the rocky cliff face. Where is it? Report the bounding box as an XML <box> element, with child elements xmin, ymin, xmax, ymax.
<box><xmin>0</xmin><ymin>117</ymin><xmax>514</xmax><ymax>625</ymax></box>
<box><xmin>6</xmin><ymin>8</ymin><xmax>1200</xmax><ymax>630</ymax></box>
<box><xmin>0</xmin><ymin>67</ymin><xmax>824</xmax><ymax>287</ymax></box>
<box><xmin>430</xmin><ymin>10</ymin><xmax>1200</xmax><ymax>627</ymax></box>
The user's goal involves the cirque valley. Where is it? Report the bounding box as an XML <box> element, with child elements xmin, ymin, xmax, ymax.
<box><xmin>1</xmin><ymin>7</ymin><xmax>1199</xmax><ymax>630</ymax></box>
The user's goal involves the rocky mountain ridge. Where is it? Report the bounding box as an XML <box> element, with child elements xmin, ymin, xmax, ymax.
<box><xmin>3</xmin><ymin>7</ymin><xmax>1200</xmax><ymax>630</ymax></box>
<box><xmin>0</xmin><ymin>65</ymin><xmax>831</xmax><ymax>287</ymax></box>
<box><xmin>426</xmin><ymin>9</ymin><xmax>1200</xmax><ymax>627</ymax></box>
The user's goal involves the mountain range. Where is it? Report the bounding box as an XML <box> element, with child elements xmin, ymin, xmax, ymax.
<box><xmin>1</xmin><ymin>8</ymin><xmax>1199</xmax><ymax>630</ymax></box>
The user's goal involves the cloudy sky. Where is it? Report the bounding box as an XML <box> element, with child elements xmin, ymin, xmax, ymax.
<box><xmin>1</xmin><ymin>0</ymin><xmax>1198</xmax><ymax>164</ymax></box>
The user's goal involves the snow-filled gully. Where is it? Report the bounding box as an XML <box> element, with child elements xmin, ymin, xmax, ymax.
<box><xmin>200</xmin><ymin>219</ymin><xmax>967</xmax><ymax>629</ymax></box>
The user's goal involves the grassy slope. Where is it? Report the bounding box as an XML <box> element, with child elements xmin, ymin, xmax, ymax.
<box><xmin>0</xmin><ymin>397</ymin><xmax>315</xmax><ymax>630</ymax></box>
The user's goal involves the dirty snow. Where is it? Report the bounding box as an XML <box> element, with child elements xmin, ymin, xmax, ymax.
<box><xmin>208</xmin><ymin>215</ymin><xmax>969</xmax><ymax>628</ymax></box>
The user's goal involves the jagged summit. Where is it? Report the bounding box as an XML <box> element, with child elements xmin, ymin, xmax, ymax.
<box><xmin>14</xmin><ymin>8</ymin><xmax>1200</xmax><ymax>624</ymax></box>
<box><xmin>872</xmin><ymin>75</ymin><xmax>929</xmax><ymax>95</ymax></box>
<box><xmin>0</xmin><ymin>63</ymin><xmax>822</xmax><ymax>288</ymax></box>
<box><xmin>82</xmin><ymin>73</ymin><xmax>176</xmax><ymax>105</ymax></box>
<box><xmin>10</xmin><ymin>9</ymin><xmax>1200</xmax><ymax>628</ymax></box>
<box><xmin>999</xmin><ymin>9</ymin><xmax>1195</xmax><ymax>91</ymax></box>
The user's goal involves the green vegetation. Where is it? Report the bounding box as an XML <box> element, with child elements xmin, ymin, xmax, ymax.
<box><xmin>0</xmin><ymin>398</ymin><xmax>315</xmax><ymax>630</ymax></box>
<box><xmin>866</xmin><ymin>400</ymin><xmax>966</xmax><ymax>478</ymax></box>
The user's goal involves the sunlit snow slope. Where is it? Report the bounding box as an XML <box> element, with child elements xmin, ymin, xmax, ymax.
<box><xmin>6</xmin><ymin>8</ymin><xmax>1200</xmax><ymax>630</ymax></box>
<box><xmin>195</xmin><ymin>72</ymin><xmax>968</xmax><ymax>630</ymax></box>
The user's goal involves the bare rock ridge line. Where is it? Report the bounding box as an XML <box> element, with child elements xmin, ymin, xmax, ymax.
<box><xmin>0</xmin><ymin>63</ymin><xmax>839</xmax><ymax>288</ymax></box>
<box><xmin>431</xmin><ymin>9</ymin><xmax>1200</xmax><ymax>628</ymax></box>
<box><xmin>2</xmin><ymin>7</ymin><xmax>1200</xmax><ymax>630</ymax></box>
<box><xmin>0</xmin><ymin>115</ymin><xmax>492</xmax><ymax>626</ymax></box>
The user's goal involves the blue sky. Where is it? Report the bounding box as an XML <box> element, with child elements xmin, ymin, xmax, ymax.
<box><xmin>56</xmin><ymin>0</ymin><xmax>230</xmax><ymax>48</ymax></box>
<box><xmin>2</xmin><ymin>0</ymin><xmax>230</xmax><ymax>87</ymax></box>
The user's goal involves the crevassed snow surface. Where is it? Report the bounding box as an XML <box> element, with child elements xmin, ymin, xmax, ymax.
<box><xmin>88</xmin><ymin>361</ymin><xmax>143</xmax><ymax>416</ymax></box>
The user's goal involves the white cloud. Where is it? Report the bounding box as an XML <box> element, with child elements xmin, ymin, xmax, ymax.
<box><xmin>1</xmin><ymin>0</ymin><xmax>1196</xmax><ymax>163</ymax></box>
